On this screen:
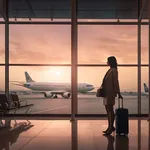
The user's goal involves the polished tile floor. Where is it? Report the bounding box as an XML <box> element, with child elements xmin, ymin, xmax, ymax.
<box><xmin>0</xmin><ymin>119</ymin><xmax>150</xmax><ymax>150</ymax></box>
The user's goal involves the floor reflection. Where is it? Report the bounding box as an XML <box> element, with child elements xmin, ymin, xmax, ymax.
<box><xmin>0</xmin><ymin>120</ymin><xmax>34</xmax><ymax>150</ymax></box>
<box><xmin>0</xmin><ymin>119</ymin><xmax>149</xmax><ymax>150</ymax></box>
<box><xmin>103</xmin><ymin>135</ymin><xmax>115</xmax><ymax>150</ymax></box>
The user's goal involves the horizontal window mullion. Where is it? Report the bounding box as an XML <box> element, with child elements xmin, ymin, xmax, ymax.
<box><xmin>0</xmin><ymin>64</ymin><xmax>148</xmax><ymax>67</ymax></box>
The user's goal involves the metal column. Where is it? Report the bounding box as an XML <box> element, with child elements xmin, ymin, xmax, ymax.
<box><xmin>71</xmin><ymin>0</ymin><xmax>77</xmax><ymax>120</ymax></box>
<box><xmin>138</xmin><ymin>0</ymin><xmax>142</xmax><ymax>116</ymax></box>
<box><xmin>149</xmin><ymin>121</ymin><xmax>150</xmax><ymax>150</ymax></box>
<box><xmin>148</xmin><ymin>0</ymin><xmax>150</xmax><ymax>120</ymax></box>
<box><xmin>5</xmin><ymin>0</ymin><xmax>9</xmax><ymax>101</ymax></box>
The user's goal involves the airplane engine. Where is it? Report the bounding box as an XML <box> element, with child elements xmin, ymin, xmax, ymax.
<box><xmin>62</xmin><ymin>92</ymin><xmax>71</xmax><ymax>99</ymax></box>
<box><xmin>44</xmin><ymin>92</ymin><xmax>53</xmax><ymax>98</ymax></box>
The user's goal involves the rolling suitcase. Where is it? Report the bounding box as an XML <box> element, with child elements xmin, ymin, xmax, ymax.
<box><xmin>115</xmin><ymin>98</ymin><xmax>129</xmax><ymax>135</ymax></box>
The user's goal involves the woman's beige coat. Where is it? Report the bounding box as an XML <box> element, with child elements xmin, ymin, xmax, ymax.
<box><xmin>103</xmin><ymin>68</ymin><xmax>120</xmax><ymax>104</ymax></box>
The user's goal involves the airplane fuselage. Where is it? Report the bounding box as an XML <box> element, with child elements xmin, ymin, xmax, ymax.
<box><xmin>23</xmin><ymin>82</ymin><xmax>94</xmax><ymax>93</ymax></box>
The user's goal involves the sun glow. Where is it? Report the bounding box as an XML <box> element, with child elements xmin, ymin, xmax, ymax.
<box><xmin>43</xmin><ymin>67</ymin><xmax>70</xmax><ymax>82</ymax></box>
<box><xmin>49</xmin><ymin>68</ymin><xmax>63</xmax><ymax>77</ymax></box>
<box><xmin>55</xmin><ymin>71</ymin><xmax>61</xmax><ymax>76</ymax></box>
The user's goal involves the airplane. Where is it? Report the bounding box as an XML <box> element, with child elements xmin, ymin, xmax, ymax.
<box><xmin>11</xmin><ymin>72</ymin><xmax>95</xmax><ymax>99</ymax></box>
<box><xmin>120</xmin><ymin>83</ymin><xmax>148</xmax><ymax>96</ymax></box>
<box><xmin>143</xmin><ymin>83</ymin><xmax>149</xmax><ymax>96</ymax></box>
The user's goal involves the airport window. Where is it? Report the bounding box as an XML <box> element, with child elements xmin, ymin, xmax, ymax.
<box><xmin>78</xmin><ymin>25</ymin><xmax>137</xmax><ymax>64</ymax></box>
<box><xmin>141</xmin><ymin>25</ymin><xmax>148</xmax><ymax>65</ymax></box>
<box><xmin>9</xmin><ymin>25</ymin><xmax>71</xmax><ymax>64</ymax></box>
<box><xmin>141</xmin><ymin>67</ymin><xmax>149</xmax><ymax>114</ymax></box>
<box><xmin>0</xmin><ymin>67</ymin><xmax>5</xmax><ymax>92</ymax></box>
<box><xmin>0</xmin><ymin>0</ymin><xmax>149</xmax><ymax>117</ymax></box>
<box><xmin>0</xmin><ymin>25</ymin><xmax>5</xmax><ymax>63</ymax></box>
<box><xmin>0</xmin><ymin>18</ymin><xmax>4</xmax><ymax>21</ymax></box>
<box><xmin>78</xmin><ymin>67</ymin><xmax>137</xmax><ymax>114</ymax></box>
<box><xmin>9</xmin><ymin>66</ymin><xmax>71</xmax><ymax>114</ymax></box>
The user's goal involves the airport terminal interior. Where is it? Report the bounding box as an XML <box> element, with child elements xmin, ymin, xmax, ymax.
<box><xmin>0</xmin><ymin>0</ymin><xmax>150</xmax><ymax>149</ymax></box>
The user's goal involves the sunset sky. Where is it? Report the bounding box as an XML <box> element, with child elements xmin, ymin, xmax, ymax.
<box><xmin>0</xmin><ymin>24</ymin><xmax>149</xmax><ymax>91</ymax></box>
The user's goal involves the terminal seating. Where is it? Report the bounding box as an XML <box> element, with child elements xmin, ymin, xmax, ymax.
<box><xmin>0</xmin><ymin>94</ymin><xmax>18</xmax><ymax>118</ymax></box>
<box><xmin>0</xmin><ymin>93</ymin><xmax>34</xmax><ymax>119</ymax></box>
<box><xmin>10</xmin><ymin>93</ymin><xmax>34</xmax><ymax>114</ymax></box>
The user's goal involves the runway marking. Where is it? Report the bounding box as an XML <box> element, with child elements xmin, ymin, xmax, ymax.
<box><xmin>31</xmin><ymin>106</ymin><xmax>69</xmax><ymax>114</ymax></box>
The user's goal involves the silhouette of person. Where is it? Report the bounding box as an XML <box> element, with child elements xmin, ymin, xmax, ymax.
<box><xmin>101</xmin><ymin>56</ymin><xmax>123</xmax><ymax>135</ymax></box>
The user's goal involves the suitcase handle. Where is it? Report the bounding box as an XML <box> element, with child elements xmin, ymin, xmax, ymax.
<box><xmin>118</xmin><ymin>97</ymin><xmax>123</xmax><ymax>108</ymax></box>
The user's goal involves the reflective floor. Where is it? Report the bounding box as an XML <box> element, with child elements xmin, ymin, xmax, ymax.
<box><xmin>0</xmin><ymin>118</ymin><xmax>150</xmax><ymax>150</ymax></box>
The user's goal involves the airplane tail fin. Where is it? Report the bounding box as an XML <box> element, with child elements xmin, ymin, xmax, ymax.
<box><xmin>25</xmin><ymin>72</ymin><xmax>35</xmax><ymax>82</ymax></box>
<box><xmin>144</xmin><ymin>83</ymin><xmax>149</xmax><ymax>93</ymax></box>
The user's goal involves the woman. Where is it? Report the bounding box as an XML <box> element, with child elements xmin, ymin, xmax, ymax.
<box><xmin>101</xmin><ymin>56</ymin><xmax>122</xmax><ymax>135</ymax></box>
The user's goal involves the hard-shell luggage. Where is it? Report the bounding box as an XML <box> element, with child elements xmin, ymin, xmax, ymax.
<box><xmin>115</xmin><ymin>98</ymin><xmax>129</xmax><ymax>135</ymax></box>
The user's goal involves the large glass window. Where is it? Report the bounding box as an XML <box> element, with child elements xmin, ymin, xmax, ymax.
<box><xmin>10</xmin><ymin>66</ymin><xmax>71</xmax><ymax>114</ymax></box>
<box><xmin>0</xmin><ymin>25</ymin><xmax>5</xmax><ymax>63</ymax></box>
<box><xmin>78</xmin><ymin>67</ymin><xmax>137</xmax><ymax>114</ymax></box>
<box><xmin>78</xmin><ymin>25</ymin><xmax>137</xmax><ymax>64</ymax></box>
<box><xmin>0</xmin><ymin>67</ymin><xmax>5</xmax><ymax>92</ymax></box>
<box><xmin>141</xmin><ymin>67</ymin><xmax>149</xmax><ymax>114</ymax></box>
<box><xmin>2</xmin><ymin>0</ymin><xmax>149</xmax><ymax>117</ymax></box>
<box><xmin>141</xmin><ymin>25</ymin><xmax>148</xmax><ymax>65</ymax></box>
<box><xmin>0</xmin><ymin>18</ymin><xmax>4</xmax><ymax>21</ymax></box>
<box><xmin>9</xmin><ymin>25</ymin><xmax>71</xmax><ymax>64</ymax></box>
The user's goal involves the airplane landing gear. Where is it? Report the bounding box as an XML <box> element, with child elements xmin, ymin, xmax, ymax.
<box><xmin>53</xmin><ymin>95</ymin><xmax>58</xmax><ymax>98</ymax></box>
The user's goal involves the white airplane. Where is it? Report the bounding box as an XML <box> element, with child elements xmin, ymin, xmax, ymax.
<box><xmin>143</xmin><ymin>83</ymin><xmax>149</xmax><ymax>96</ymax></box>
<box><xmin>11</xmin><ymin>72</ymin><xmax>94</xmax><ymax>99</ymax></box>
<box><xmin>120</xmin><ymin>83</ymin><xmax>148</xmax><ymax>96</ymax></box>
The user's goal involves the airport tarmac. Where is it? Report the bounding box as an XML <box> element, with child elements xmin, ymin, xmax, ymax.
<box><xmin>16</xmin><ymin>94</ymin><xmax>149</xmax><ymax>114</ymax></box>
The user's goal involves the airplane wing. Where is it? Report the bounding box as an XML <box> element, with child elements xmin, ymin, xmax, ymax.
<box><xmin>10</xmin><ymin>81</ymin><xmax>25</xmax><ymax>84</ymax></box>
<box><xmin>10</xmin><ymin>81</ymin><xmax>25</xmax><ymax>87</ymax></box>
<box><xmin>11</xmin><ymin>83</ymin><xmax>25</xmax><ymax>87</ymax></box>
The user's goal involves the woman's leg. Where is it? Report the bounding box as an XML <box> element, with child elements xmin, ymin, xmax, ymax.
<box><xmin>107</xmin><ymin>105</ymin><xmax>115</xmax><ymax>129</ymax></box>
<box><xmin>105</xmin><ymin>105</ymin><xmax>110</xmax><ymax>131</ymax></box>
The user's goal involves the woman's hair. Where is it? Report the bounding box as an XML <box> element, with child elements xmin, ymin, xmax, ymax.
<box><xmin>107</xmin><ymin>56</ymin><xmax>118</xmax><ymax>68</ymax></box>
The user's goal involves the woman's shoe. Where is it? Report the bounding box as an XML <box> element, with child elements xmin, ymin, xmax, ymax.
<box><xmin>103</xmin><ymin>128</ymin><xmax>109</xmax><ymax>133</ymax></box>
<box><xmin>103</xmin><ymin>127</ymin><xmax>116</xmax><ymax>135</ymax></box>
<box><xmin>103</xmin><ymin>126</ymin><xmax>115</xmax><ymax>133</ymax></box>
